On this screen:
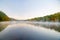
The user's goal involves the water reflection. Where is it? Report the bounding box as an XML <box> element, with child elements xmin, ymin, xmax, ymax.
<box><xmin>42</xmin><ymin>24</ymin><xmax>60</xmax><ymax>32</ymax></box>
<box><xmin>0</xmin><ymin>21</ymin><xmax>60</xmax><ymax>40</ymax></box>
<box><xmin>0</xmin><ymin>22</ymin><xmax>9</xmax><ymax>32</ymax></box>
<box><xmin>28</xmin><ymin>23</ymin><xmax>60</xmax><ymax>32</ymax></box>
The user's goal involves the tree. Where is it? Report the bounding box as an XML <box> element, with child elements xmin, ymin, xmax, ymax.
<box><xmin>28</xmin><ymin>12</ymin><xmax>60</xmax><ymax>22</ymax></box>
<box><xmin>0</xmin><ymin>11</ymin><xmax>10</xmax><ymax>21</ymax></box>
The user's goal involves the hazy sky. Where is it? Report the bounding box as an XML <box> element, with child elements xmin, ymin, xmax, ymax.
<box><xmin>0</xmin><ymin>0</ymin><xmax>60</xmax><ymax>20</ymax></box>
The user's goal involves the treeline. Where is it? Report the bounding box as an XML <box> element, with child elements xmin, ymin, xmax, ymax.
<box><xmin>0</xmin><ymin>11</ymin><xmax>10</xmax><ymax>21</ymax></box>
<box><xmin>0</xmin><ymin>11</ymin><xmax>17</xmax><ymax>22</ymax></box>
<box><xmin>28</xmin><ymin>12</ymin><xmax>60</xmax><ymax>22</ymax></box>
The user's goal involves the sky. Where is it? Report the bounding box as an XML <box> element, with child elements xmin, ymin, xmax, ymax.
<box><xmin>0</xmin><ymin>0</ymin><xmax>60</xmax><ymax>20</ymax></box>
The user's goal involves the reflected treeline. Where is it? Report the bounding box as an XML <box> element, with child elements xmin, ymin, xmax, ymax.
<box><xmin>28</xmin><ymin>23</ymin><xmax>60</xmax><ymax>32</ymax></box>
<box><xmin>0</xmin><ymin>23</ymin><xmax>9</xmax><ymax>32</ymax></box>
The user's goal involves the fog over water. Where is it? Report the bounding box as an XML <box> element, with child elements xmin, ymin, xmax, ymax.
<box><xmin>0</xmin><ymin>21</ymin><xmax>60</xmax><ymax>40</ymax></box>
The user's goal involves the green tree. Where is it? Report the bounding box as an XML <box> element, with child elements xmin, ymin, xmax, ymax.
<box><xmin>0</xmin><ymin>11</ymin><xmax>10</xmax><ymax>21</ymax></box>
<box><xmin>28</xmin><ymin>12</ymin><xmax>60</xmax><ymax>22</ymax></box>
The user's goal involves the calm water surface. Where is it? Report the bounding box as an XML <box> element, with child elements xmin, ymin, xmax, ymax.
<box><xmin>0</xmin><ymin>21</ymin><xmax>60</xmax><ymax>40</ymax></box>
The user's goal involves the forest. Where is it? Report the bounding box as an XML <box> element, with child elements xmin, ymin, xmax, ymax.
<box><xmin>0</xmin><ymin>11</ymin><xmax>10</xmax><ymax>21</ymax></box>
<box><xmin>28</xmin><ymin>12</ymin><xmax>60</xmax><ymax>22</ymax></box>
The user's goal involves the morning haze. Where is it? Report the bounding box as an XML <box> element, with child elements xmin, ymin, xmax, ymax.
<box><xmin>0</xmin><ymin>0</ymin><xmax>60</xmax><ymax>40</ymax></box>
<box><xmin>0</xmin><ymin>0</ymin><xmax>60</xmax><ymax>20</ymax></box>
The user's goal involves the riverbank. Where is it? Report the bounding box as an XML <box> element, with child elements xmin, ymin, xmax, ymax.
<box><xmin>26</xmin><ymin>21</ymin><xmax>60</xmax><ymax>26</ymax></box>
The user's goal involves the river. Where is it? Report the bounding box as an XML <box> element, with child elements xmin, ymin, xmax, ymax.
<box><xmin>0</xmin><ymin>21</ymin><xmax>60</xmax><ymax>40</ymax></box>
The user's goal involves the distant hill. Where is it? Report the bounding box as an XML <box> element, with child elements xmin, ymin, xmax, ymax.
<box><xmin>0</xmin><ymin>11</ymin><xmax>17</xmax><ymax>22</ymax></box>
<box><xmin>28</xmin><ymin>12</ymin><xmax>60</xmax><ymax>22</ymax></box>
<box><xmin>10</xmin><ymin>18</ymin><xmax>17</xmax><ymax>21</ymax></box>
<box><xmin>0</xmin><ymin>11</ymin><xmax>10</xmax><ymax>21</ymax></box>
